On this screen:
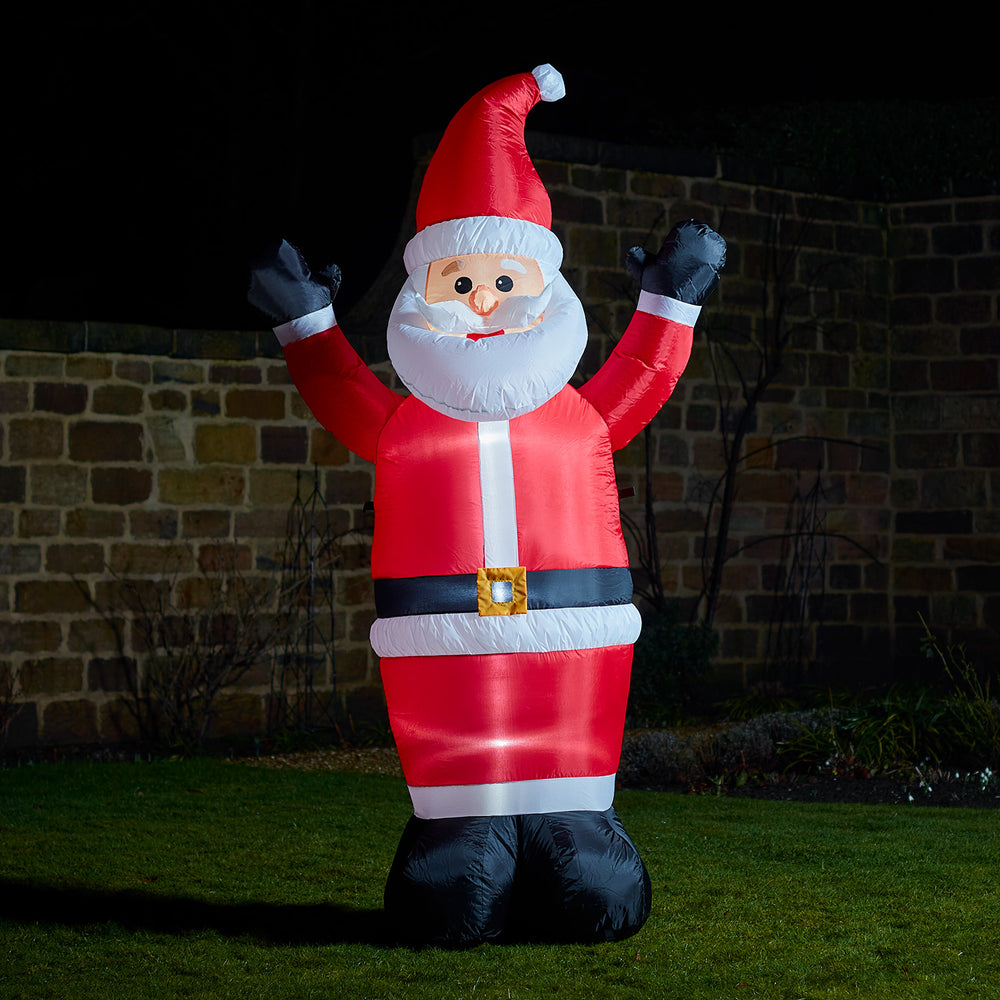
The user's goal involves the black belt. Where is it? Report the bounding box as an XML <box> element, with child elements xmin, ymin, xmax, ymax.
<box><xmin>374</xmin><ymin>566</ymin><xmax>633</xmax><ymax>618</ymax></box>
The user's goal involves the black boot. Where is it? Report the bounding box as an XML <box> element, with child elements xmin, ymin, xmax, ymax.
<box><xmin>507</xmin><ymin>808</ymin><xmax>652</xmax><ymax>943</ymax></box>
<box><xmin>383</xmin><ymin>808</ymin><xmax>650</xmax><ymax>946</ymax></box>
<box><xmin>384</xmin><ymin>814</ymin><xmax>519</xmax><ymax>947</ymax></box>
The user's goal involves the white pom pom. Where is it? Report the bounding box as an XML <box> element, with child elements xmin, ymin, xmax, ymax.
<box><xmin>532</xmin><ymin>64</ymin><xmax>565</xmax><ymax>103</ymax></box>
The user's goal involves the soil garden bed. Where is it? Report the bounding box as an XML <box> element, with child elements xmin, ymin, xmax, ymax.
<box><xmin>8</xmin><ymin>718</ymin><xmax>998</xmax><ymax>809</ymax></box>
<box><xmin>233</xmin><ymin>729</ymin><xmax>1000</xmax><ymax>809</ymax></box>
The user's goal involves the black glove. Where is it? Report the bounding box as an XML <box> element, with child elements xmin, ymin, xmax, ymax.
<box><xmin>247</xmin><ymin>239</ymin><xmax>342</xmax><ymax>324</ymax></box>
<box><xmin>626</xmin><ymin>220</ymin><xmax>726</xmax><ymax>306</ymax></box>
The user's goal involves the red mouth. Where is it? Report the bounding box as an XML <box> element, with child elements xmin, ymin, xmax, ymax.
<box><xmin>465</xmin><ymin>330</ymin><xmax>506</xmax><ymax>342</ymax></box>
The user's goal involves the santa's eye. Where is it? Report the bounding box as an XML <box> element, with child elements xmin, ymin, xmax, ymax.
<box><xmin>495</xmin><ymin>275</ymin><xmax>513</xmax><ymax>292</ymax></box>
<box><xmin>454</xmin><ymin>276</ymin><xmax>472</xmax><ymax>294</ymax></box>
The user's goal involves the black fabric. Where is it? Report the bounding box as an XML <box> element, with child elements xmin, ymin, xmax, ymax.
<box><xmin>626</xmin><ymin>219</ymin><xmax>726</xmax><ymax>305</ymax></box>
<box><xmin>247</xmin><ymin>238</ymin><xmax>340</xmax><ymax>324</ymax></box>
<box><xmin>373</xmin><ymin>566</ymin><xmax>634</xmax><ymax>618</ymax></box>
<box><xmin>383</xmin><ymin>808</ymin><xmax>652</xmax><ymax>947</ymax></box>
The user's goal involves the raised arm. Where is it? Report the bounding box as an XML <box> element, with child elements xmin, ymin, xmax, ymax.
<box><xmin>249</xmin><ymin>240</ymin><xmax>402</xmax><ymax>463</ymax></box>
<box><xmin>578</xmin><ymin>220</ymin><xmax>725</xmax><ymax>451</ymax></box>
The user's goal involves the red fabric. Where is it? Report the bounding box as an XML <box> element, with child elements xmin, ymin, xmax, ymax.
<box><xmin>381</xmin><ymin>645</ymin><xmax>633</xmax><ymax>787</ymax></box>
<box><xmin>509</xmin><ymin>388</ymin><xmax>626</xmax><ymax>572</ymax></box>
<box><xmin>371</xmin><ymin>401</ymin><xmax>484</xmax><ymax>578</ymax></box>
<box><xmin>370</xmin><ymin>388</ymin><xmax>628</xmax><ymax>579</ymax></box>
<box><xmin>579</xmin><ymin>313</ymin><xmax>694</xmax><ymax>451</ymax></box>
<box><xmin>415</xmin><ymin>71</ymin><xmax>548</xmax><ymax>231</ymax></box>
<box><xmin>283</xmin><ymin>310</ymin><xmax>692</xmax><ymax>469</ymax></box>
<box><xmin>283</xmin><ymin>326</ymin><xmax>403</xmax><ymax>464</ymax></box>
<box><xmin>284</xmin><ymin>306</ymin><xmax>694</xmax><ymax>800</ymax></box>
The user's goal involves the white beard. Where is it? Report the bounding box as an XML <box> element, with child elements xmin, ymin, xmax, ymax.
<box><xmin>386</xmin><ymin>272</ymin><xmax>588</xmax><ymax>422</ymax></box>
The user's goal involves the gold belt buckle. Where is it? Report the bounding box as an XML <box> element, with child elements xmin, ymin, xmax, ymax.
<box><xmin>477</xmin><ymin>566</ymin><xmax>528</xmax><ymax>616</ymax></box>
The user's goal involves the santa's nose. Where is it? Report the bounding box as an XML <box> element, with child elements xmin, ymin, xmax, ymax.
<box><xmin>469</xmin><ymin>284</ymin><xmax>499</xmax><ymax>316</ymax></box>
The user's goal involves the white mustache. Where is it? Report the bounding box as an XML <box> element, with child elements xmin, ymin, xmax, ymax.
<box><xmin>387</xmin><ymin>271</ymin><xmax>588</xmax><ymax>422</ymax></box>
<box><xmin>415</xmin><ymin>285</ymin><xmax>553</xmax><ymax>335</ymax></box>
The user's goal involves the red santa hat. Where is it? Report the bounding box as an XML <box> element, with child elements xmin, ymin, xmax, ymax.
<box><xmin>403</xmin><ymin>64</ymin><xmax>565</xmax><ymax>283</ymax></box>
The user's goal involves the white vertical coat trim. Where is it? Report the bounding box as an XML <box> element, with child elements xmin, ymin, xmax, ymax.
<box><xmin>273</xmin><ymin>303</ymin><xmax>336</xmax><ymax>345</ymax></box>
<box><xmin>408</xmin><ymin>773</ymin><xmax>616</xmax><ymax>819</ymax></box>
<box><xmin>637</xmin><ymin>290</ymin><xmax>701</xmax><ymax>327</ymax></box>
<box><xmin>478</xmin><ymin>421</ymin><xmax>519</xmax><ymax>568</ymax></box>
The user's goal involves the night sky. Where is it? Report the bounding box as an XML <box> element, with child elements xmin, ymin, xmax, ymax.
<box><xmin>4</xmin><ymin>7</ymin><xmax>994</xmax><ymax>332</ymax></box>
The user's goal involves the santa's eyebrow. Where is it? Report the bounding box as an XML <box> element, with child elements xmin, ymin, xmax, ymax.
<box><xmin>501</xmin><ymin>258</ymin><xmax>527</xmax><ymax>274</ymax></box>
<box><xmin>440</xmin><ymin>259</ymin><xmax>465</xmax><ymax>276</ymax></box>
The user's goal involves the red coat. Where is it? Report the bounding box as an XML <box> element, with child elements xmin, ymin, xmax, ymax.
<box><xmin>284</xmin><ymin>302</ymin><xmax>694</xmax><ymax>817</ymax></box>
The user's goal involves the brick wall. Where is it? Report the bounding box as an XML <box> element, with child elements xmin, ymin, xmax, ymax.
<box><xmin>2</xmin><ymin>143</ymin><xmax>997</xmax><ymax>747</ymax></box>
<box><xmin>887</xmin><ymin>198</ymin><xmax>1000</xmax><ymax>665</ymax></box>
<box><xmin>538</xmin><ymin>153</ymin><xmax>895</xmax><ymax>693</ymax></box>
<box><xmin>1</xmin><ymin>333</ymin><xmax>389</xmax><ymax>747</ymax></box>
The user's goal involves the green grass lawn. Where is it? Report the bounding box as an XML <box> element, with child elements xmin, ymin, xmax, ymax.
<box><xmin>1</xmin><ymin>757</ymin><xmax>998</xmax><ymax>999</ymax></box>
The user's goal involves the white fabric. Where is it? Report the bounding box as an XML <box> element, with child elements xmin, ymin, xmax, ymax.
<box><xmin>410</xmin><ymin>281</ymin><xmax>553</xmax><ymax>338</ymax></box>
<box><xmin>531</xmin><ymin>63</ymin><xmax>565</xmax><ymax>103</ymax></box>
<box><xmin>637</xmin><ymin>290</ymin><xmax>701</xmax><ymax>327</ymax></box>
<box><xmin>273</xmin><ymin>303</ymin><xmax>336</xmax><ymax>345</ymax></box>
<box><xmin>370</xmin><ymin>603</ymin><xmax>641</xmax><ymax>658</ymax></box>
<box><xmin>403</xmin><ymin>215</ymin><xmax>563</xmax><ymax>281</ymax></box>
<box><xmin>478</xmin><ymin>421</ymin><xmax>519</xmax><ymax>568</ymax></box>
<box><xmin>386</xmin><ymin>271</ymin><xmax>588</xmax><ymax>422</ymax></box>
<box><xmin>409</xmin><ymin>773</ymin><xmax>615</xmax><ymax>819</ymax></box>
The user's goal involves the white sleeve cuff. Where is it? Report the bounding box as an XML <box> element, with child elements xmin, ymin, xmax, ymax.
<box><xmin>637</xmin><ymin>290</ymin><xmax>701</xmax><ymax>327</ymax></box>
<box><xmin>273</xmin><ymin>303</ymin><xmax>336</xmax><ymax>346</ymax></box>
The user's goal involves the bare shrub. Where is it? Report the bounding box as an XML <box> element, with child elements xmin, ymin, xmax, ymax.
<box><xmin>0</xmin><ymin>663</ymin><xmax>24</xmax><ymax>749</ymax></box>
<box><xmin>81</xmin><ymin>543</ymin><xmax>305</xmax><ymax>753</ymax></box>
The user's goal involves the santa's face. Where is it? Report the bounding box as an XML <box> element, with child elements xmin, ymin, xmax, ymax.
<box><xmin>424</xmin><ymin>253</ymin><xmax>546</xmax><ymax>334</ymax></box>
<box><xmin>387</xmin><ymin>259</ymin><xmax>588</xmax><ymax>423</ymax></box>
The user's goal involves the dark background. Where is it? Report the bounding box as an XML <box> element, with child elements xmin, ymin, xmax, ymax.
<box><xmin>3</xmin><ymin>6</ymin><xmax>996</xmax><ymax>331</ymax></box>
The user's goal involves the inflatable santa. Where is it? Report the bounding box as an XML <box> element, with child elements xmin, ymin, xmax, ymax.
<box><xmin>249</xmin><ymin>64</ymin><xmax>725</xmax><ymax>946</ymax></box>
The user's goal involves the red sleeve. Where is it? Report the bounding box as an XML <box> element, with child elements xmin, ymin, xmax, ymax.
<box><xmin>283</xmin><ymin>326</ymin><xmax>403</xmax><ymax>464</ymax></box>
<box><xmin>577</xmin><ymin>311</ymin><xmax>693</xmax><ymax>452</ymax></box>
